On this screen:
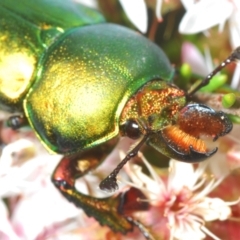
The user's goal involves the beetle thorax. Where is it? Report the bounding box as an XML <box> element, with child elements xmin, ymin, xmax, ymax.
<box><xmin>120</xmin><ymin>80</ymin><xmax>186</xmax><ymax>132</ymax></box>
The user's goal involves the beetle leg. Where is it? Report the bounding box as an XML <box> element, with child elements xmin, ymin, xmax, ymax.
<box><xmin>7</xmin><ymin>115</ymin><xmax>28</xmax><ymax>130</ymax></box>
<box><xmin>52</xmin><ymin>141</ymin><xmax>152</xmax><ymax>237</ymax></box>
<box><xmin>119</xmin><ymin>187</ymin><xmax>153</xmax><ymax>240</ymax></box>
<box><xmin>127</xmin><ymin>217</ymin><xmax>154</xmax><ymax>240</ymax></box>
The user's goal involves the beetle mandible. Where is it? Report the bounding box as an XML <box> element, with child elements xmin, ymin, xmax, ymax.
<box><xmin>1</xmin><ymin>0</ymin><xmax>238</xmax><ymax>238</ymax></box>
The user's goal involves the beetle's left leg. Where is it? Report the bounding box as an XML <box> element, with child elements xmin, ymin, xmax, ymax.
<box><xmin>7</xmin><ymin>114</ymin><xmax>28</xmax><ymax>129</ymax></box>
<box><xmin>51</xmin><ymin>140</ymin><xmax>152</xmax><ymax>238</ymax></box>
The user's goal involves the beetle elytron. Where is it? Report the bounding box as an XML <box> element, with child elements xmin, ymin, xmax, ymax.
<box><xmin>0</xmin><ymin>0</ymin><xmax>236</xmax><ymax>238</ymax></box>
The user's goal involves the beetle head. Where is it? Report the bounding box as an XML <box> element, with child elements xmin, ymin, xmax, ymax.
<box><xmin>147</xmin><ymin>103</ymin><xmax>232</xmax><ymax>162</ymax></box>
<box><xmin>100</xmin><ymin>46</ymin><xmax>240</xmax><ymax>192</ymax></box>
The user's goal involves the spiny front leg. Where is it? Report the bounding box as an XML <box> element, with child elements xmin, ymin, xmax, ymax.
<box><xmin>51</xmin><ymin>142</ymin><xmax>153</xmax><ymax>238</ymax></box>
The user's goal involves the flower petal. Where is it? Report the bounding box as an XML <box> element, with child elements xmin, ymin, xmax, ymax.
<box><xmin>181</xmin><ymin>42</ymin><xmax>209</xmax><ymax>76</ymax></box>
<box><xmin>193</xmin><ymin>197</ymin><xmax>231</xmax><ymax>221</ymax></box>
<box><xmin>74</xmin><ymin>0</ymin><xmax>98</xmax><ymax>9</ymax></box>
<box><xmin>172</xmin><ymin>219</ymin><xmax>206</xmax><ymax>240</ymax></box>
<box><xmin>179</xmin><ymin>0</ymin><xmax>233</xmax><ymax>34</ymax></box>
<box><xmin>180</xmin><ymin>0</ymin><xmax>195</xmax><ymax>10</ymax></box>
<box><xmin>168</xmin><ymin>160</ymin><xmax>197</xmax><ymax>192</ymax></box>
<box><xmin>0</xmin><ymin>200</ymin><xmax>21</xmax><ymax>240</ymax></box>
<box><xmin>0</xmin><ymin>139</ymin><xmax>34</xmax><ymax>173</ymax></box>
<box><xmin>11</xmin><ymin>180</ymin><xmax>81</xmax><ymax>239</ymax></box>
<box><xmin>119</xmin><ymin>0</ymin><xmax>148</xmax><ymax>33</ymax></box>
<box><xmin>128</xmin><ymin>162</ymin><xmax>160</xmax><ymax>199</ymax></box>
<box><xmin>228</xmin><ymin>3</ymin><xmax>240</xmax><ymax>49</ymax></box>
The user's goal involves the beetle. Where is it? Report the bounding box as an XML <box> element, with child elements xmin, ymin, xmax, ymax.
<box><xmin>0</xmin><ymin>0</ymin><xmax>237</xmax><ymax>238</ymax></box>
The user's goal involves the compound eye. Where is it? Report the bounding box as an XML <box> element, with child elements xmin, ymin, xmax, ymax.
<box><xmin>121</xmin><ymin>119</ymin><xmax>142</xmax><ymax>139</ymax></box>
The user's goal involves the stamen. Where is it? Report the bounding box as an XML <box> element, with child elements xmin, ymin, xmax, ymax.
<box><xmin>186</xmin><ymin>214</ymin><xmax>205</xmax><ymax>225</ymax></box>
<box><xmin>191</xmin><ymin>176</ymin><xmax>226</xmax><ymax>201</ymax></box>
<box><xmin>139</xmin><ymin>152</ymin><xmax>166</xmax><ymax>189</ymax></box>
<box><xmin>225</xmin><ymin>197</ymin><xmax>240</xmax><ymax>206</ymax></box>
<box><xmin>155</xmin><ymin>0</ymin><xmax>163</xmax><ymax>21</ymax></box>
<box><xmin>191</xmin><ymin>176</ymin><xmax>207</xmax><ymax>191</ymax></box>
<box><xmin>194</xmin><ymin>161</ymin><xmax>209</xmax><ymax>181</ymax></box>
<box><xmin>229</xmin><ymin>216</ymin><xmax>240</xmax><ymax>222</ymax></box>
<box><xmin>119</xmin><ymin>177</ymin><xmax>160</xmax><ymax>198</ymax></box>
<box><xmin>201</xmin><ymin>225</ymin><xmax>221</xmax><ymax>240</ymax></box>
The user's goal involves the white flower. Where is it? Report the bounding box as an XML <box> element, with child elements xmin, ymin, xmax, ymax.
<box><xmin>181</xmin><ymin>42</ymin><xmax>213</xmax><ymax>77</ymax></box>
<box><xmin>181</xmin><ymin>41</ymin><xmax>240</xmax><ymax>92</ymax></box>
<box><xmin>118</xmin><ymin>0</ymin><xmax>171</xmax><ymax>33</ymax></box>
<box><xmin>125</xmin><ymin>153</ymin><xmax>239</xmax><ymax>240</ymax></box>
<box><xmin>0</xmin><ymin>138</ymin><xmax>84</xmax><ymax>239</ymax></box>
<box><xmin>179</xmin><ymin>0</ymin><xmax>240</xmax><ymax>49</ymax></box>
<box><xmin>75</xmin><ymin>0</ymin><xmax>148</xmax><ymax>31</ymax></box>
<box><xmin>0</xmin><ymin>200</ymin><xmax>21</xmax><ymax>240</ymax></box>
<box><xmin>0</xmin><ymin>133</ymin><xmax>136</xmax><ymax>239</ymax></box>
<box><xmin>119</xmin><ymin>0</ymin><xmax>148</xmax><ymax>33</ymax></box>
<box><xmin>179</xmin><ymin>0</ymin><xmax>240</xmax><ymax>89</ymax></box>
<box><xmin>74</xmin><ymin>0</ymin><xmax>98</xmax><ymax>9</ymax></box>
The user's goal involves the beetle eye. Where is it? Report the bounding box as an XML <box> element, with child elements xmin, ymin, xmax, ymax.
<box><xmin>121</xmin><ymin>119</ymin><xmax>142</xmax><ymax>139</ymax></box>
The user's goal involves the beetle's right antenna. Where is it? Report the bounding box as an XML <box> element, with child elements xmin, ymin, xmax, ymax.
<box><xmin>99</xmin><ymin>135</ymin><xmax>149</xmax><ymax>192</ymax></box>
<box><xmin>188</xmin><ymin>46</ymin><xmax>240</xmax><ymax>97</ymax></box>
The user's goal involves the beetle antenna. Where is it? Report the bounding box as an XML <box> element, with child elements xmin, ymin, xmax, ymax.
<box><xmin>99</xmin><ymin>135</ymin><xmax>149</xmax><ymax>192</ymax></box>
<box><xmin>188</xmin><ymin>46</ymin><xmax>240</xmax><ymax>96</ymax></box>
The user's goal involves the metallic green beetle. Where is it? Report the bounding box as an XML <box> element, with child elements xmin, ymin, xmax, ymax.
<box><xmin>0</xmin><ymin>0</ymin><xmax>234</xmax><ymax>238</ymax></box>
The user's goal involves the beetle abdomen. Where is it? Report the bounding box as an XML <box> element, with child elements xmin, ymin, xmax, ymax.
<box><xmin>24</xmin><ymin>23</ymin><xmax>174</xmax><ymax>154</ymax></box>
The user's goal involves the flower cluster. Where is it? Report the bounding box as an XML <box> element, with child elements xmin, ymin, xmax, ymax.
<box><xmin>124</xmin><ymin>150</ymin><xmax>240</xmax><ymax>240</ymax></box>
<box><xmin>1</xmin><ymin>1</ymin><xmax>240</xmax><ymax>240</ymax></box>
